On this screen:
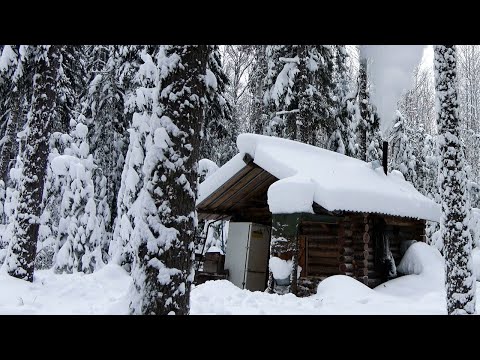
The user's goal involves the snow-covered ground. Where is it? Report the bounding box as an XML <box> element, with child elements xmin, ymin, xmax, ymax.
<box><xmin>0</xmin><ymin>265</ymin><xmax>131</xmax><ymax>315</ymax></box>
<box><xmin>0</xmin><ymin>242</ymin><xmax>479</xmax><ymax>315</ymax></box>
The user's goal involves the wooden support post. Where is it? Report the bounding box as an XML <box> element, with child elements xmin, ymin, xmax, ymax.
<box><xmin>270</xmin><ymin>213</ymin><xmax>303</xmax><ymax>295</ymax></box>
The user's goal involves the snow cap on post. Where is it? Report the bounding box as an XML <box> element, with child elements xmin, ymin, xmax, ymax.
<box><xmin>268</xmin><ymin>176</ymin><xmax>315</xmax><ymax>214</ymax></box>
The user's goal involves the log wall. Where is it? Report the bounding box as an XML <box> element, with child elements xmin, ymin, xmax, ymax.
<box><xmin>298</xmin><ymin>212</ymin><xmax>426</xmax><ymax>294</ymax></box>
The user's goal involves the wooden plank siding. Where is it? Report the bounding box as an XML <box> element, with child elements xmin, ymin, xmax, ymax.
<box><xmin>197</xmin><ymin>162</ymin><xmax>278</xmax><ymax>225</ymax></box>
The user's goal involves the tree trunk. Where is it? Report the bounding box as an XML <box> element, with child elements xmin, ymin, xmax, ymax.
<box><xmin>130</xmin><ymin>45</ymin><xmax>208</xmax><ymax>315</ymax></box>
<box><xmin>5</xmin><ymin>46</ymin><xmax>60</xmax><ymax>282</ymax></box>
<box><xmin>435</xmin><ymin>45</ymin><xmax>476</xmax><ymax>315</ymax></box>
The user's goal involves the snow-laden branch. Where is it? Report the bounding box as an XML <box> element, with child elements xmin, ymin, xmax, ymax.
<box><xmin>279</xmin><ymin>56</ymin><xmax>300</xmax><ymax>64</ymax></box>
<box><xmin>276</xmin><ymin>109</ymin><xmax>299</xmax><ymax>116</ymax></box>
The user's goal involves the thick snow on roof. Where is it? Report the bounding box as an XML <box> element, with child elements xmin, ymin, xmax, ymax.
<box><xmin>197</xmin><ymin>153</ymin><xmax>246</xmax><ymax>204</ymax></box>
<box><xmin>198</xmin><ymin>134</ymin><xmax>441</xmax><ymax>221</ymax></box>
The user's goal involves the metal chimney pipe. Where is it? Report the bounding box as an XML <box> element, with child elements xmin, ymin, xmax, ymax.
<box><xmin>382</xmin><ymin>141</ymin><xmax>388</xmax><ymax>175</ymax></box>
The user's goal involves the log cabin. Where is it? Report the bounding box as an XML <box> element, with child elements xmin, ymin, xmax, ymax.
<box><xmin>196</xmin><ymin>134</ymin><xmax>441</xmax><ymax>296</ymax></box>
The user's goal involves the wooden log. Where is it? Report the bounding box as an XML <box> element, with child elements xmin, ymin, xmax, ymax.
<box><xmin>307</xmin><ymin>266</ymin><xmax>340</xmax><ymax>275</ymax></box>
<box><xmin>353</xmin><ymin>250</ymin><xmax>369</xmax><ymax>259</ymax></box>
<box><xmin>308</xmin><ymin>258</ymin><xmax>339</xmax><ymax>266</ymax></box>
<box><xmin>308</xmin><ymin>242</ymin><xmax>338</xmax><ymax>250</ymax></box>
<box><xmin>307</xmin><ymin>249</ymin><xmax>339</xmax><ymax>258</ymax></box>
<box><xmin>301</xmin><ymin>222</ymin><xmax>340</xmax><ymax>229</ymax></box>
<box><xmin>363</xmin><ymin>233</ymin><xmax>370</xmax><ymax>243</ymax></box>
<box><xmin>339</xmin><ymin>238</ymin><xmax>354</xmax><ymax>246</ymax></box>
<box><xmin>339</xmin><ymin>263</ymin><xmax>354</xmax><ymax>272</ymax></box>
<box><xmin>355</xmin><ymin>268</ymin><xmax>368</xmax><ymax>276</ymax></box>
<box><xmin>353</xmin><ymin>244</ymin><xmax>369</xmax><ymax>251</ymax></box>
<box><xmin>339</xmin><ymin>255</ymin><xmax>354</xmax><ymax>263</ymax></box>
<box><xmin>304</xmin><ymin>234</ymin><xmax>338</xmax><ymax>242</ymax></box>
<box><xmin>353</xmin><ymin>259</ymin><xmax>368</xmax><ymax>268</ymax></box>
<box><xmin>340</xmin><ymin>247</ymin><xmax>354</xmax><ymax>255</ymax></box>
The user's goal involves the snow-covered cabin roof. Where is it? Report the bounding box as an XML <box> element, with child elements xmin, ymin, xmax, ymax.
<box><xmin>197</xmin><ymin>134</ymin><xmax>441</xmax><ymax>222</ymax></box>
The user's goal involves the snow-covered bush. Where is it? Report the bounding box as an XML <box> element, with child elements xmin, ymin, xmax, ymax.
<box><xmin>52</xmin><ymin>123</ymin><xmax>104</xmax><ymax>274</ymax></box>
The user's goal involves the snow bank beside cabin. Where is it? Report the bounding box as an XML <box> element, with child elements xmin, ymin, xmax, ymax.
<box><xmin>191</xmin><ymin>242</ymin><xmax>457</xmax><ymax>314</ymax></box>
<box><xmin>375</xmin><ymin>242</ymin><xmax>445</xmax><ymax>297</ymax></box>
<box><xmin>237</xmin><ymin>134</ymin><xmax>440</xmax><ymax>220</ymax></box>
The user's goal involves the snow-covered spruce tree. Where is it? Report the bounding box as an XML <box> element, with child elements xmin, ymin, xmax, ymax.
<box><xmin>327</xmin><ymin>45</ymin><xmax>357</xmax><ymax>157</ymax></box>
<box><xmin>434</xmin><ymin>45</ymin><xmax>476</xmax><ymax>315</ymax></box>
<box><xmin>3</xmin><ymin>46</ymin><xmax>61</xmax><ymax>282</ymax></box>
<box><xmin>356</xmin><ymin>57</ymin><xmax>382</xmax><ymax>163</ymax></box>
<box><xmin>0</xmin><ymin>46</ymin><xmax>20</xmax><ymax>222</ymax></box>
<box><xmin>83</xmin><ymin>45</ymin><xmax>131</xmax><ymax>236</ymax></box>
<box><xmin>0</xmin><ymin>46</ymin><xmax>20</xmax><ymax>185</ymax></box>
<box><xmin>263</xmin><ymin>45</ymin><xmax>335</xmax><ymax>146</ymax></box>
<box><xmin>129</xmin><ymin>45</ymin><xmax>208</xmax><ymax>315</ymax></box>
<box><xmin>420</xmin><ymin>134</ymin><xmax>442</xmax><ymax>247</ymax></box>
<box><xmin>36</xmin><ymin>131</ymin><xmax>72</xmax><ymax>269</ymax></box>
<box><xmin>53</xmin><ymin>122</ymin><xmax>103</xmax><ymax>274</ymax></box>
<box><xmin>366</xmin><ymin>112</ymin><xmax>383</xmax><ymax>163</ymax></box>
<box><xmin>357</xmin><ymin>58</ymin><xmax>369</xmax><ymax>161</ymax></box>
<box><xmin>55</xmin><ymin>46</ymin><xmax>86</xmax><ymax>135</ymax></box>
<box><xmin>0</xmin><ymin>47</ymin><xmax>36</xmax><ymax>221</ymax></box>
<box><xmin>356</xmin><ymin>58</ymin><xmax>382</xmax><ymax>161</ymax></box>
<box><xmin>36</xmin><ymin>46</ymin><xmax>88</xmax><ymax>268</ymax></box>
<box><xmin>201</xmin><ymin>46</ymin><xmax>234</xmax><ymax>166</ymax></box>
<box><xmin>110</xmin><ymin>47</ymin><xmax>157</xmax><ymax>271</ymax></box>
<box><xmin>389</xmin><ymin>111</ymin><xmax>417</xmax><ymax>183</ymax></box>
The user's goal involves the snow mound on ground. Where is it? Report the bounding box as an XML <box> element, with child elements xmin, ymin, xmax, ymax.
<box><xmin>375</xmin><ymin>242</ymin><xmax>444</xmax><ymax>297</ymax></box>
<box><xmin>396</xmin><ymin>241</ymin><xmax>444</xmax><ymax>276</ymax></box>
<box><xmin>315</xmin><ymin>275</ymin><xmax>375</xmax><ymax>300</ymax></box>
